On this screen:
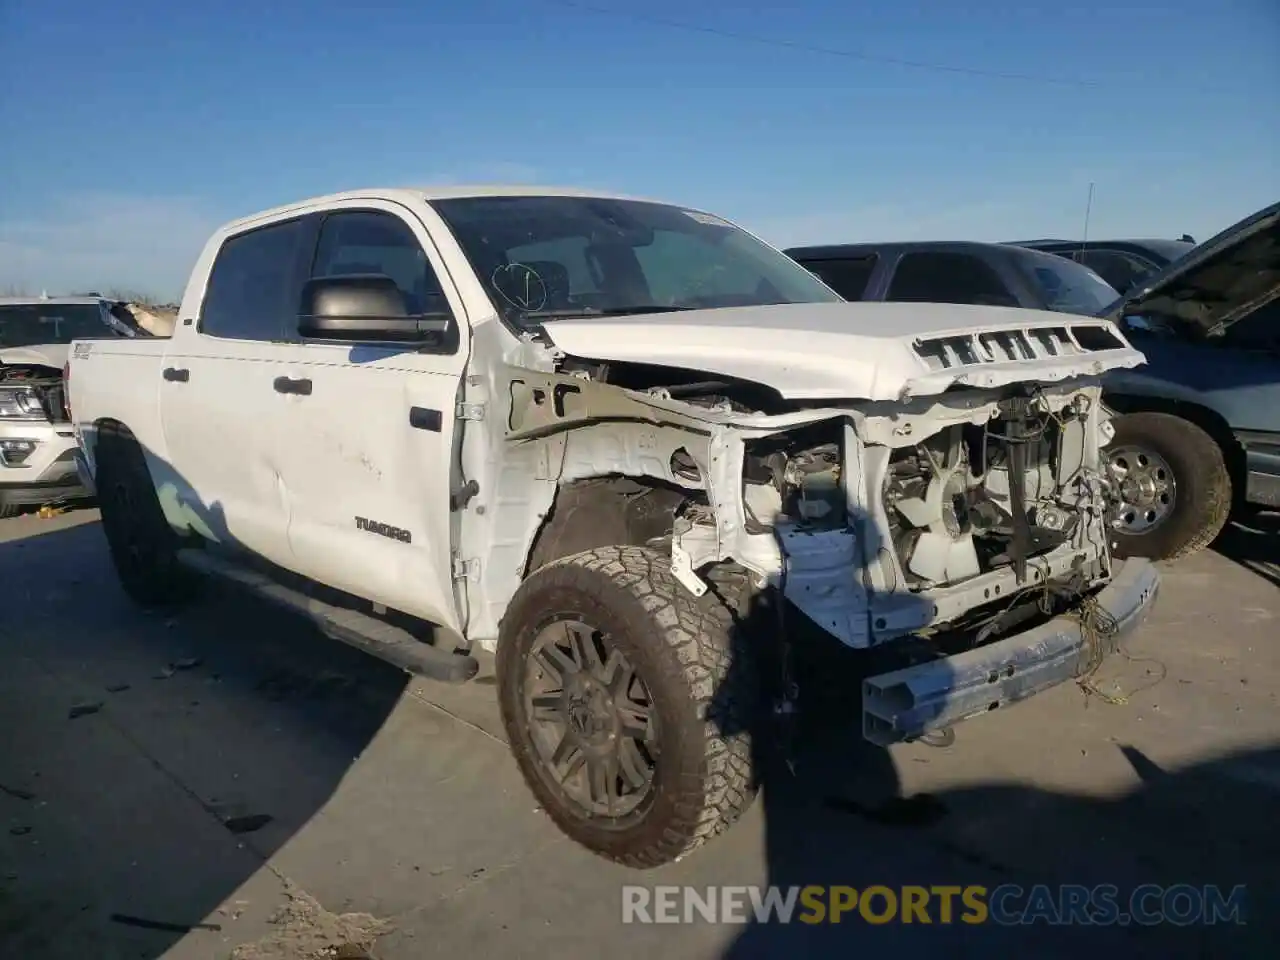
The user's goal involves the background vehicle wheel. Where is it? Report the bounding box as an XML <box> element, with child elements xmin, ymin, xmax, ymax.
<box><xmin>94</xmin><ymin>422</ymin><xmax>195</xmax><ymax>607</ymax></box>
<box><xmin>0</xmin><ymin>504</ymin><xmax>22</xmax><ymax>520</ymax></box>
<box><xmin>496</xmin><ymin>546</ymin><xmax>760</xmax><ymax>869</ymax></box>
<box><xmin>1106</xmin><ymin>412</ymin><xmax>1232</xmax><ymax>561</ymax></box>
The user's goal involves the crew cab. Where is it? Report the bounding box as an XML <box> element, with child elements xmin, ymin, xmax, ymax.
<box><xmin>0</xmin><ymin>295</ymin><xmax>142</xmax><ymax>517</ymax></box>
<box><xmin>67</xmin><ymin>187</ymin><xmax>1160</xmax><ymax>868</ymax></box>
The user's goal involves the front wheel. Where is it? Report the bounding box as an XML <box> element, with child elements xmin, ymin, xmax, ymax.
<box><xmin>1106</xmin><ymin>412</ymin><xmax>1232</xmax><ymax>561</ymax></box>
<box><xmin>496</xmin><ymin>546</ymin><xmax>760</xmax><ymax>869</ymax></box>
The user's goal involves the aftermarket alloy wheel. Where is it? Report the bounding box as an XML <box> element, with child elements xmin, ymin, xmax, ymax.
<box><xmin>94</xmin><ymin>422</ymin><xmax>195</xmax><ymax>607</ymax></box>
<box><xmin>496</xmin><ymin>546</ymin><xmax>760</xmax><ymax>869</ymax></box>
<box><xmin>1106</xmin><ymin>412</ymin><xmax>1232</xmax><ymax>561</ymax></box>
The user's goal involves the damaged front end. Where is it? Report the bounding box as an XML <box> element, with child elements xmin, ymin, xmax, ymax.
<box><xmin>660</xmin><ymin>380</ymin><xmax>1160</xmax><ymax>746</ymax></box>
<box><xmin>671</xmin><ymin>380</ymin><xmax>1123</xmax><ymax>647</ymax></box>
<box><xmin>464</xmin><ymin>313</ymin><xmax>1160</xmax><ymax>747</ymax></box>
<box><xmin>0</xmin><ymin>361</ymin><xmax>85</xmax><ymax>511</ymax></box>
<box><xmin>0</xmin><ymin>362</ymin><xmax>71</xmax><ymax>423</ymax></box>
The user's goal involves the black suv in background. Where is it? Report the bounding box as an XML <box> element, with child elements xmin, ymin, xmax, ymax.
<box><xmin>786</xmin><ymin>240</ymin><xmax>1120</xmax><ymax>316</ymax></box>
<box><xmin>786</xmin><ymin>213</ymin><xmax>1279</xmax><ymax>565</ymax></box>
<box><xmin>1010</xmin><ymin>238</ymin><xmax>1196</xmax><ymax>295</ymax></box>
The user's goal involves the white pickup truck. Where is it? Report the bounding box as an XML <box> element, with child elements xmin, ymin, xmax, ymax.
<box><xmin>66</xmin><ymin>186</ymin><xmax>1160</xmax><ymax>868</ymax></box>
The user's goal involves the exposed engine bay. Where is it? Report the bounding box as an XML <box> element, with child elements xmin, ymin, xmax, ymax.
<box><xmin>0</xmin><ymin>363</ymin><xmax>69</xmax><ymax>422</ymax></box>
<box><xmin>881</xmin><ymin>394</ymin><xmax>1093</xmax><ymax>588</ymax></box>
<box><xmin>679</xmin><ymin>382</ymin><xmax>1119</xmax><ymax>650</ymax></box>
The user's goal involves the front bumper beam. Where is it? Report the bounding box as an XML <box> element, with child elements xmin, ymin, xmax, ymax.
<box><xmin>862</xmin><ymin>558</ymin><xmax>1160</xmax><ymax>746</ymax></box>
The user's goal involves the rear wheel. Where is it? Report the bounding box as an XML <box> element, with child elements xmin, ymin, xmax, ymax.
<box><xmin>496</xmin><ymin>546</ymin><xmax>760</xmax><ymax>869</ymax></box>
<box><xmin>95</xmin><ymin>422</ymin><xmax>194</xmax><ymax>607</ymax></box>
<box><xmin>0</xmin><ymin>504</ymin><xmax>22</xmax><ymax>520</ymax></box>
<box><xmin>1106</xmin><ymin>412</ymin><xmax>1232</xmax><ymax>561</ymax></box>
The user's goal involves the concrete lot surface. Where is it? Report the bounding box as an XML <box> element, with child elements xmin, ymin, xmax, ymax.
<box><xmin>1</xmin><ymin>509</ymin><xmax>1277</xmax><ymax>959</ymax></box>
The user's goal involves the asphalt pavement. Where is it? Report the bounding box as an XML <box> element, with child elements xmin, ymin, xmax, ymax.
<box><xmin>1</xmin><ymin>508</ymin><xmax>1277</xmax><ymax>959</ymax></box>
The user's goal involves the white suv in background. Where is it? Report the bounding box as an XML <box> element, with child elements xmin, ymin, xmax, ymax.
<box><xmin>0</xmin><ymin>296</ymin><xmax>141</xmax><ymax>517</ymax></box>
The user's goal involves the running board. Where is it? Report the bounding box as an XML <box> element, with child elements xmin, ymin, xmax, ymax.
<box><xmin>175</xmin><ymin>548</ymin><xmax>479</xmax><ymax>684</ymax></box>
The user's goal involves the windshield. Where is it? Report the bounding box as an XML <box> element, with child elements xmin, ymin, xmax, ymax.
<box><xmin>1017</xmin><ymin>250</ymin><xmax>1121</xmax><ymax>316</ymax></box>
<box><xmin>0</xmin><ymin>303</ymin><xmax>109</xmax><ymax>349</ymax></box>
<box><xmin>429</xmin><ymin>195</ymin><xmax>843</xmax><ymax>328</ymax></box>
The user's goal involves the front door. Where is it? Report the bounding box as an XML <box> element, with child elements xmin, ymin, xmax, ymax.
<box><xmin>272</xmin><ymin>202</ymin><xmax>471</xmax><ymax>634</ymax></box>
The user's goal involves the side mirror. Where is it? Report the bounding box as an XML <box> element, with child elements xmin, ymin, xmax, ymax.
<box><xmin>297</xmin><ymin>275</ymin><xmax>452</xmax><ymax>341</ymax></box>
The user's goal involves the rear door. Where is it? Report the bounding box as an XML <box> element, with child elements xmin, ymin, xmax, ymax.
<box><xmin>159</xmin><ymin>217</ymin><xmax>311</xmax><ymax>567</ymax></box>
<box><xmin>272</xmin><ymin>201</ymin><xmax>471</xmax><ymax>632</ymax></box>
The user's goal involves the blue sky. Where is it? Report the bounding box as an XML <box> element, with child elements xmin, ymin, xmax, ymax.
<box><xmin>2</xmin><ymin>0</ymin><xmax>1277</xmax><ymax>299</ymax></box>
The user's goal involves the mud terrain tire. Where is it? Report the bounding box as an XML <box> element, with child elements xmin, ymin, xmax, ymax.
<box><xmin>1107</xmin><ymin>412</ymin><xmax>1232</xmax><ymax>561</ymax></box>
<box><xmin>95</xmin><ymin>422</ymin><xmax>194</xmax><ymax>607</ymax></box>
<box><xmin>496</xmin><ymin>546</ymin><xmax>760</xmax><ymax>868</ymax></box>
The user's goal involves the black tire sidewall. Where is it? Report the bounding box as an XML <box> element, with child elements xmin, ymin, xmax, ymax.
<box><xmin>496</xmin><ymin>560</ymin><xmax>715</xmax><ymax>863</ymax></box>
<box><xmin>95</xmin><ymin>425</ymin><xmax>187</xmax><ymax>604</ymax></box>
<box><xmin>1108</xmin><ymin>412</ymin><xmax>1231</xmax><ymax>560</ymax></box>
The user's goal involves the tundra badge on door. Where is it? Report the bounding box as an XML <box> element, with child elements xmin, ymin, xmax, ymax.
<box><xmin>355</xmin><ymin>516</ymin><xmax>412</xmax><ymax>544</ymax></box>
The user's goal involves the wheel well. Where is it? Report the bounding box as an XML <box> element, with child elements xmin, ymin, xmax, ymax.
<box><xmin>524</xmin><ymin>476</ymin><xmax>691</xmax><ymax>576</ymax></box>
<box><xmin>86</xmin><ymin>416</ymin><xmax>131</xmax><ymax>463</ymax></box>
<box><xmin>1104</xmin><ymin>393</ymin><xmax>1246</xmax><ymax>503</ymax></box>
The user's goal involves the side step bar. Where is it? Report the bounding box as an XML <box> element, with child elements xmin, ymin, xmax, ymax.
<box><xmin>176</xmin><ymin>548</ymin><xmax>480</xmax><ymax>684</ymax></box>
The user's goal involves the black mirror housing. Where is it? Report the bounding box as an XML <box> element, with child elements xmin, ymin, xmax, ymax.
<box><xmin>297</xmin><ymin>274</ymin><xmax>451</xmax><ymax>341</ymax></box>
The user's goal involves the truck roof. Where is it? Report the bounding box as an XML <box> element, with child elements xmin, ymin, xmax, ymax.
<box><xmin>224</xmin><ymin>184</ymin><xmax>673</xmax><ymax>233</ymax></box>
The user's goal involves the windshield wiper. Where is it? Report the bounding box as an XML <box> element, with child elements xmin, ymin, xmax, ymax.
<box><xmin>597</xmin><ymin>305</ymin><xmax>692</xmax><ymax>315</ymax></box>
<box><xmin>512</xmin><ymin>308</ymin><xmax>691</xmax><ymax>323</ymax></box>
<box><xmin>517</xmin><ymin>309</ymin><xmax>606</xmax><ymax>320</ymax></box>
<box><xmin>520</xmin><ymin>305</ymin><xmax>693</xmax><ymax>321</ymax></box>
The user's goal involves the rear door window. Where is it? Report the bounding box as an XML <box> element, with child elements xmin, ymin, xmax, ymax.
<box><xmin>200</xmin><ymin>218</ymin><xmax>308</xmax><ymax>341</ymax></box>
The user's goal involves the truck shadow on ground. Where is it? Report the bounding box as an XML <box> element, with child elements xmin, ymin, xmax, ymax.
<box><xmin>1213</xmin><ymin>511</ymin><xmax>1280</xmax><ymax>590</ymax></box>
<box><xmin>0</xmin><ymin>516</ymin><xmax>410</xmax><ymax>959</ymax></box>
<box><xmin>713</xmin><ymin>586</ymin><xmax>1277</xmax><ymax>959</ymax></box>
<box><xmin>1</xmin><ymin>456</ymin><xmax>1275</xmax><ymax>959</ymax></box>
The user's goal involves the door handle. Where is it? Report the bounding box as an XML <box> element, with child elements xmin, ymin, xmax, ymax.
<box><xmin>163</xmin><ymin>367</ymin><xmax>189</xmax><ymax>382</ymax></box>
<box><xmin>273</xmin><ymin>376</ymin><xmax>313</xmax><ymax>396</ymax></box>
<box><xmin>409</xmin><ymin>407</ymin><xmax>443</xmax><ymax>432</ymax></box>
